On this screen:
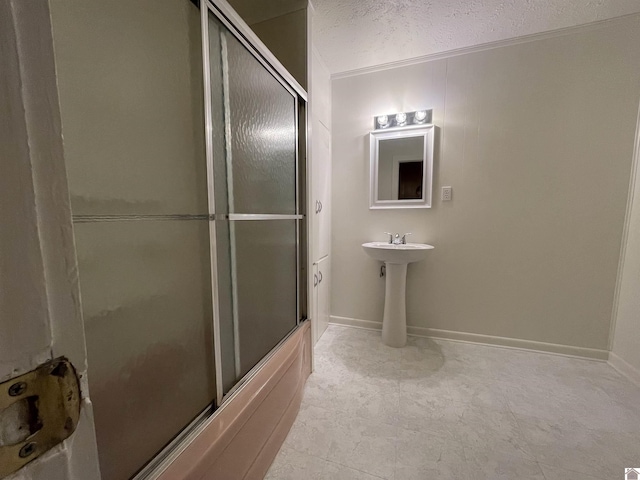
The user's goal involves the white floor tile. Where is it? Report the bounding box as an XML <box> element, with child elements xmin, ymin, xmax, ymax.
<box><xmin>266</xmin><ymin>325</ymin><xmax>640</xmax><ymax>480</ymax></box>
<box><xmin>539</xmin><ymin>462</ymin><xmax>607</xmax><ymax>480</ymax></box>
<box><xmin>325</xmin><ymin>413</ymin><xmax>398</xmax><ymax>479</ymax></box>
<box><xmin>265</xmin><ymin>448</ymin><xmax>385</xmax><ymax>480</ymax></box>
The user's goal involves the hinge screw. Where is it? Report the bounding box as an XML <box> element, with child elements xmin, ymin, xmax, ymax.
<box><xmin>19</xmin><ymin>442</ymin><xmax>36</xmax><ymax>458</ymax></box>
<box><xmin>8</xmin><ymin>382</ymin><xmax>27</xmax><ymax>397</ymax></box>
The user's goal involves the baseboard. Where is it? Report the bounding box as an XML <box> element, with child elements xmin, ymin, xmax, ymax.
<box><xmin>329</xmin><ymin>315</ymin><xmax>609</xmax><ymax>361</ymax></box>
<box><xmin>330</xmin><ymin>316</ymin><xmax>382</xmax><ymax>332</ymax></box>
<box><xmin>608</xmin><ymin>352</ymin><xmax>640</xmax><ymax>387</ymax></box>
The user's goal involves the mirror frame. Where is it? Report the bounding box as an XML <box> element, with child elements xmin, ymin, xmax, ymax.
<box><xmin>369</xmin><ymin>124</ymin><xmax>434</xmax><ymax>209</ymax></box>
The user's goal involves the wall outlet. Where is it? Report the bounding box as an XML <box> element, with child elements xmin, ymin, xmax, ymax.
<box><xmin>442</xmin><ymin>186</ymin><xmax>452</xmax><ymax>201</ymax></box>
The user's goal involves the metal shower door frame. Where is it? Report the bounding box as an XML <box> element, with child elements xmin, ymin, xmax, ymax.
<box><xmin>131</xmin><ymin>1</ymin><xmax>307</xmax><ymax>478</ymax></box>
<box><xmin>200</xmin><ymin>0</ymin><xmax>307</xmax><ymax>408</ymax></box>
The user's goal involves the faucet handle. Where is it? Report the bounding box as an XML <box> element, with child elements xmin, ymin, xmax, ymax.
<box><xmin>401</xmin><ymin>233</ymin><xmax>412</xmax><ymax>244</ymax></box>
<box><xmin>383</xmin><ymin>232</ymin><xmax>394</xmax><ymax>244</ymax></box>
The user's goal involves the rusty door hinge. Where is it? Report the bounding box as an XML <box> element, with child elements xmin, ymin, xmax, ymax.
<box><xmin>0</xmin><ymin>357</ymin><xmax>81</xmax><ymax>478</ymax></box>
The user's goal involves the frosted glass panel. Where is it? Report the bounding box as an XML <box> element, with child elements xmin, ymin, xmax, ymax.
<box><xmin>74</xmin><ymin>219</ymin><xmax>215</xmax><ymax>480</ymax></box>
<box><xmin>207</xmin><ymin>13</ymin><xmax>300</xmax><ymax>393</ymax></box>
<box><xmin>233</xmin><ymin>220</ymin><xmax>298</xmax><ymax>377</ymax></box>
<box><xmin>208</xmin><ymin>12</ymin><xmax>297</xmax><ymax>215</ymax></box>
<box><xmin>50</xmin><ymin>0</ymin><xmax>207</xmax><ymax>216</ymax></box>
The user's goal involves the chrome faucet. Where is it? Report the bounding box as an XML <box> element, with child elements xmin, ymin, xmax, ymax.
<box><xmin>384</xmin><ymin>232</ymin><xmax>412</xmax><ymax>245</ymax></box>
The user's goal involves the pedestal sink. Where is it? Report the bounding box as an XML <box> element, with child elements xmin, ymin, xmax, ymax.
<box><xmin>362</xmin><ymin>242</ymin><xmax>434</xmax><ymax>347</ymax></box>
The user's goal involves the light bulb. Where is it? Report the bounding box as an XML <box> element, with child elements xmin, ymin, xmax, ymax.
<box><xmin>414</xmin><ymin>110</ymin><xmax>427</xmax><ymax>123</ymax></box>
<box><xmin>395</xmin><ymin>112</ymin><xmax>407</xmax><ymax>126</ymax></box>
<box><xmin>377</xmin><ymin>115</ymin><xmax>389</xmax><ymax>128</ymax></box>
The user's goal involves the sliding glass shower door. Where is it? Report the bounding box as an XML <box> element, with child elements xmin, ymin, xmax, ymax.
<box><xmin>205</xmin><ymin>11</ymin><xmax>301</xmax><ymax>397</ymax></box>
<box><xmin>51</xmin><ymin>1</ymin><xmax>216</xmax><ymax>479</ymax></box>
<box><xmin>54</xmin><ymin>0</ymin><xmax>305</xmax><ymax>476</ymax></box>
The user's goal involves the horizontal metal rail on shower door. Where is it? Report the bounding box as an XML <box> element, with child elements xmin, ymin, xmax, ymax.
<box><xmin>71</xmin><ymin>214</ymin><xmax>214</xmax><ymax>223</ymax></box>
<box><xmin>226</xmin><ymin>214</ymin><xmax>304</xmax><ymax>220</ymax></box>
<box><xmin>71</xmin><ymin>214</ymin><xmax>309</xmax><ymax>223</ymax></box>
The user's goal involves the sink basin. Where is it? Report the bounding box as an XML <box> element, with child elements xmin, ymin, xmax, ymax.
<box><xmin>362</xmin><ymin>241</ymin><xmax>434</xmax><ymax>264</ymax></box>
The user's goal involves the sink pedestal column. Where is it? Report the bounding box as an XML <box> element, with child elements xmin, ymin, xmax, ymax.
<box><xmin>382</xmin><ymin>262</ymin><xmax>408</xmax><ymax>347</ymax></box>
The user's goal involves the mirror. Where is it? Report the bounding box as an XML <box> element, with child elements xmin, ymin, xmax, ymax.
<box><xmin>369</xmin><ymin>125</ymin><xmax>434</xmax><ymax>209</ymax></box>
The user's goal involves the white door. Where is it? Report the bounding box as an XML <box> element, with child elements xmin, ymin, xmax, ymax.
<box><xmin>312</xmin><ymin>263</ymin><xmax>320</xmax><ymax>345</ymax></box>
<box><xmin>316</xmin><ymin>256</ymin><xmax>331</xmax><ymax>341</ymax></box>
<box><xmin>316</xmin><ymin>122</ymin><xmax>332</xmax><ymax>260</ymax></box>
<box><xmin>0</xmin><ymin>2</ymin><xmax>101</xmax><ymax>478</ymax></box>
<box><xmin>310</xmin><ymin>46</ymin><xmax>332</xmax><ymax>263</ymax></box>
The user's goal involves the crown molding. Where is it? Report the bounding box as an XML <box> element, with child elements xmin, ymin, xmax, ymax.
<box><xmin>331</xmin><ymin>12</ymin><xmax>640</xmax><ymax>80</ymax></box>
<box><xmin>311</xmin><ymin>44</ymin><xmax>330</xmax><ymax>73</ymax></box>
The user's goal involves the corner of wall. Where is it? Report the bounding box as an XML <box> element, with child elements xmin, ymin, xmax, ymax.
<box><xmin>609</xmin><ymin>98</ymin><xmax>640</xmax><ymax>384</ymax></box>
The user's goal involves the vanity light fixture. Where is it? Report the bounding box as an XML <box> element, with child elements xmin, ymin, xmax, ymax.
<box><xmin>414</xmin><ymin>110</ymin><xmax>427</xmax><ymax>123</ymax></box>
<box><xmin>373</xmin><ymin>109</ymin><xmax>432</xmax><ymax>130</ymax></box>
<box><xmin>377</xmin><ymin>115</ymin><xmax>390</xmax><ymax>128</ymax></box>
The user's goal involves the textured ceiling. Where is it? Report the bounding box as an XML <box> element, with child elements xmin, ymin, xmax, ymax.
<box><xmin>312</xmin><ymin>0</ymin><xmax>640</xmax><ymax>74</ymax></box>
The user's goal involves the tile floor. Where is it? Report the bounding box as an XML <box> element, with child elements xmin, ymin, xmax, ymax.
<box><xmin>266</xmin><ymin>325</ymin><xmax>640</xmax><ymax>479</ymax></box>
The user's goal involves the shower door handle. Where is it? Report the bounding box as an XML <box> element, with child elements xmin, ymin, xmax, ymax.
<box><xmin>314</xmin><ymin>274</ymin><xmax>318</xmax><ymax>287</ymax></box>
<box><xmin>318</xmin><ymin>271</ymin><xmax>323</xmax><ymax>284</ymax></box>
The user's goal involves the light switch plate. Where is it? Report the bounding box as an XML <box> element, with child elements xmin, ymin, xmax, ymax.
<box><xmin>442</xmin><ymin>186</ymin><xmax>452</xmax><ymax>201</ymax></box>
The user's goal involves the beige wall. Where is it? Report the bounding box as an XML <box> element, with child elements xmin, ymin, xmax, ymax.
<box><xmin>331</xmin><ymin>17</ymin><xmax>640</xmax><ymax>354</ymax></box>
<box><xmin>612</xmin><ymin>105</ymin><xmax>640</xmax><ymax>382</ymax></box>
<box><xmin>249</xmin><ymin>8</ymin><xmax>308</xmax><ymax>90</ymax></box>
